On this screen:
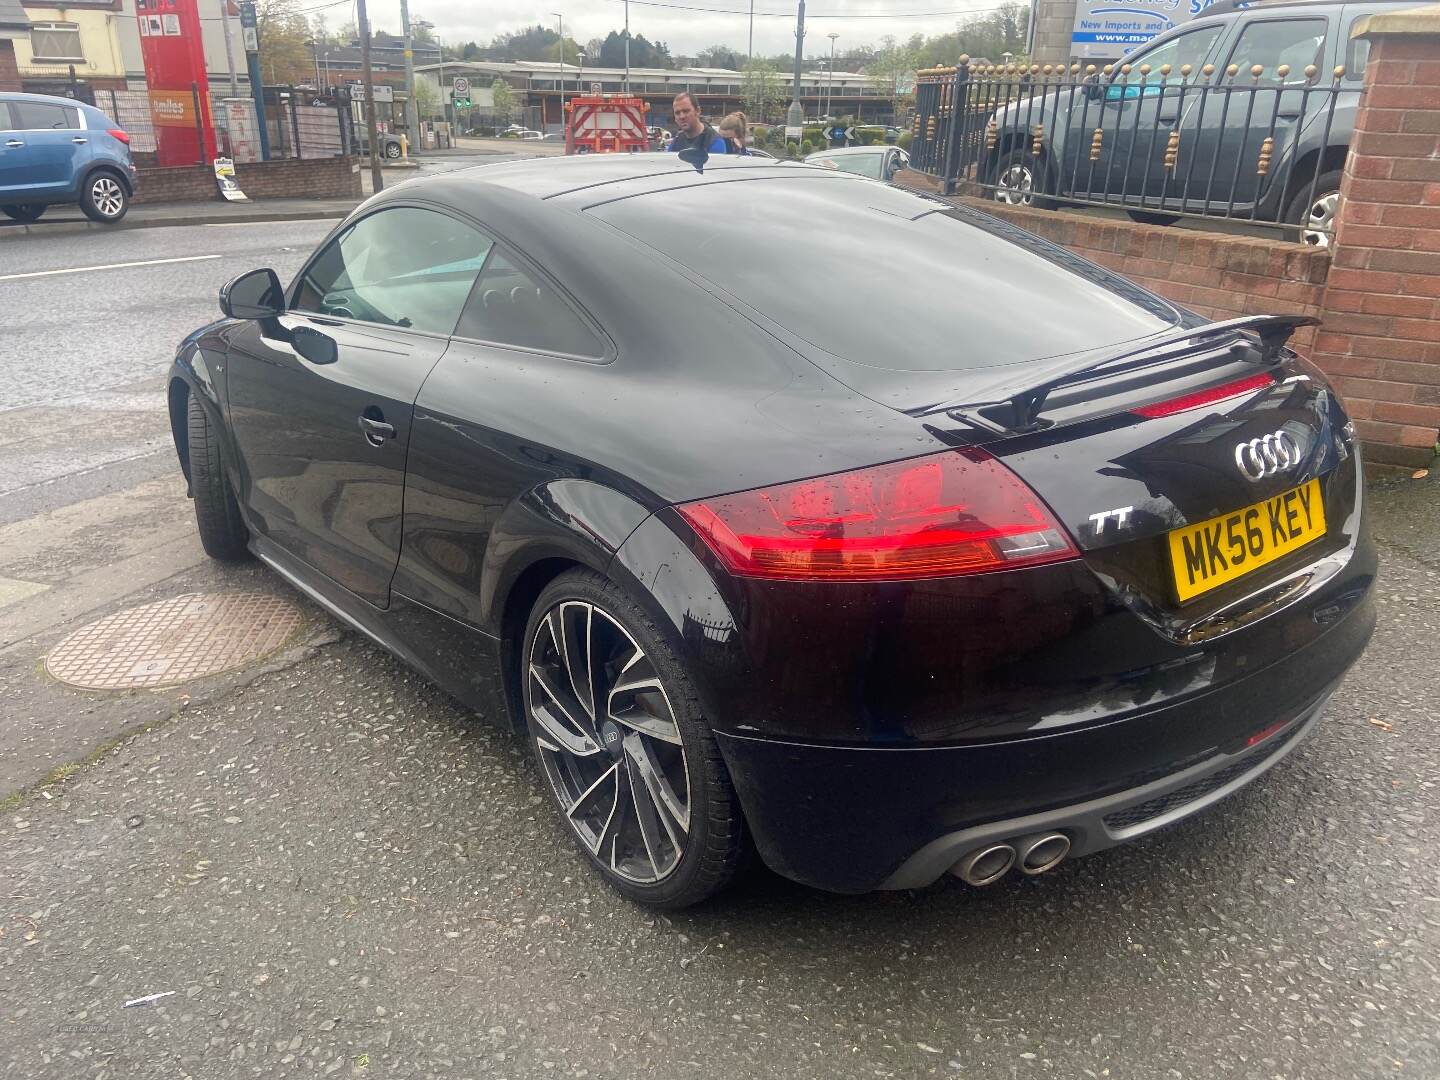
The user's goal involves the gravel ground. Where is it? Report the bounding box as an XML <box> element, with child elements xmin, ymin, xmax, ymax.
<box><xmin>1</xmin><ymin>476</ymin><xmax>1437</xmax><ymax>1080</ymax></box>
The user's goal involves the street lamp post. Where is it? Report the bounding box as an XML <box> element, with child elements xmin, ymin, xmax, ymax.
<box><xmin>623</xmin><ymin>0</ymin><xmax>630</xmax><ymax>93</ymax></box>
<box><xmin>399</xmin><ymin>0</ymin><xmax>420</xmax><ymax>154</ymax></box>
<box><xmin>827</xmin><ymin>32</ymin><xmax>838</xmax><ymax>122</ymax></box>
<box><xmin>786</xmin><ymin>0</ymin><xmax>805</xmax><ymax>142</ymax></box>
<box><xmin>553</xmin><ymin>12</ymin><xmax>565</xmax><ymax>130</ymax></box>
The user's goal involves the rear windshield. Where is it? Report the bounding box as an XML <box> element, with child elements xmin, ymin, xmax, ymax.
<box><xmin>589</xmin><ymin>177</ymin><xmax>1176</xmax><ymax>372</ymax></box>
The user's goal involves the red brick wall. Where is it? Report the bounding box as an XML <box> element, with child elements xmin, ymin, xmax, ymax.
<box><xmin>0</xmin><ymin>41</ymin><xmax>20</xmax><ymax>93</ymax></box>
<box><xmin>1309</xmin><ymin>30</ymin><xmax>1440</xmax><ymax>467</ymax></box>
<box><xmin>133</xmin><ymin>155</ymin><xmax>363</xmax><ymax>205</ymax></box>
<box><xmin>946</xmin><ymin>196</ymin><xmax>1330</xmax><ymax>352</ymax></box>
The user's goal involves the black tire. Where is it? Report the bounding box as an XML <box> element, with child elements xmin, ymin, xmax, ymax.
<box><xmin>521</xmin><ymin>568</ymin><xmax>750</xmax><ymax>909</ymax></box>
<box><xmin>1284</xmin><ymin>169</ymin><xmax>1342</xmax><ymax>247</ymax></box>
<box><xmin>79</xmin><ymin>170</ymin><xmax>129</xmax><ymax>224</ymax></box>
<box><xmin>1127</xmin><ymin>209</ymin><xmax>1181</xmax><ymax>227</ymax></box>
<box><xmin>989</xmin><ymin>147</ymin><xmax>1053</xmax><ymax>210</ymax></box>
<box><xmin>186</xmin><ymin>393</ymin><xmax>250</xmax><ymax>561</ymax></box>
<box><xmin>1</xmin><ymin>204</ymin><xmax>45</xmax><ymax>223</ymax></box>
<box><xmin>383</xmin><ymin>139</ymin><xmax>402</xmax><ymax>159</ymax></box>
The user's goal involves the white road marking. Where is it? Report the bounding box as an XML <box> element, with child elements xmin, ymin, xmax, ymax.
<box><xmin>205</xmin><ymin>220</ymin><xmax>326</xmax><ymax>227</ymax></box>
<box><xmin>0</xmin><ymin>254</ymin><xmax>221</xmax><ymax>282</ymax></box>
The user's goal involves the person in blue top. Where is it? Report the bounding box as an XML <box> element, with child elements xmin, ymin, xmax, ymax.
<box><xmin>666</xmin><ymin>92</ymin><xmax>727</xmax><ymax>156</ymax></box>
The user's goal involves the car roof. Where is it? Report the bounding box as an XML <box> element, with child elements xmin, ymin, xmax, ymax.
<box><xmin>1198</xmin><ymin>0</ymin><xmax>1413</xmax><ymax>14</ymax></box>
<box><xmin>0</xmin><ymin>91</ymin><xmax>94</xmax><ymax>106</ymax></box>
<box><xmin>413</xmin><ymin>153</ymin><xmax>807</xmax><ymax>202</ymax></box>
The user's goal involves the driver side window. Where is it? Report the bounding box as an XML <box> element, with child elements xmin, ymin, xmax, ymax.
<box><xmin>293</xmin><ymin>206</ymin><xmax>494</xmax><ymax>335</ymax></box>
<box><xmin>1123</xmin><ymin>25</ymin><xmax>1224</xmax><ymax>78</ymax></box>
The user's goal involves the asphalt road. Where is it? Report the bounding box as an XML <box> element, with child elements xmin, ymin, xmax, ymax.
<box><xmin>0</xmin><ymin>205</ymin><xmax>1438</xmax><ymax>1079</ymax></box>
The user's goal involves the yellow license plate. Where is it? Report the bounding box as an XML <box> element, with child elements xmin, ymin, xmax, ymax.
<box><xmin>1168</xmin><ymin>477</ymin><xmax>1326</xmax><ymax>602</ymax></box>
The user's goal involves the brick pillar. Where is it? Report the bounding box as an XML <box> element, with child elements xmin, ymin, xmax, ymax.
<box><xmin>1311</xmin><ymin>4</ymin><xmax>1440</xmax><ymax>469</ymax></box>
<box><xmin>0</xmin><ymin>41</ymin><xmax>21</xmax><ymax>93</ymax></box>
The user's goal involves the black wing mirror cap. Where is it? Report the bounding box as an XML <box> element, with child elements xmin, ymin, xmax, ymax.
<box><xmin>220</xmin><ymin>268</ymin><xmax>284</xmax><ymax>320</ymax></box>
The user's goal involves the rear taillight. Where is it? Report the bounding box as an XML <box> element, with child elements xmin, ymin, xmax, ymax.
<box><xmin>676</xmin><ymin>449</ymin><xmax>1077</xmax><ymax>581</ymax></box>
<box><xmin>1131</xmin><ymin>372</ymin><xmax>1274</xmax><ymax>418</ymax></box>
<box><xmin>107</xmin><ymin>128</ymin><xmax>130</xmax><ymax>144</ymax></box>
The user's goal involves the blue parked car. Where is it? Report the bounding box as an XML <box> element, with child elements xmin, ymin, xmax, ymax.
<box><xmin>0</xmin><ymin>92</ymin><xmax>137</xmax><ymax>225</ymax></box>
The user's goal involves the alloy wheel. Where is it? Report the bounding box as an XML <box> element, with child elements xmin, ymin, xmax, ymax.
<box><xmin>1301</xmin><ymin>190</ymin><xmax>1339</xmax><ymax>248</ymax></box>
<box><xmin>527</xmin><ymin>600</ymin><xmax>691</xmax><ymax>885</ymax></box>
<box><xmin>385</xmin><ymin>141</ymin><xmax>402</xmax><ymax>159</ymax></box>
<box><xmin>995</xmin><ymin>162</ymin><xmax>1035</xmax><ymax>206</ymax></box>
<box><xmin>91</xmin><ymin>177</ymin><xmax>125</xmax><ymax>218</ymax></box>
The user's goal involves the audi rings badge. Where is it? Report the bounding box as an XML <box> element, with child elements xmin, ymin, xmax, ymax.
<box><xmin>1234</xmin><ymin>431</ymin><xmax>1301</xmax><ymax>481</ymax></box>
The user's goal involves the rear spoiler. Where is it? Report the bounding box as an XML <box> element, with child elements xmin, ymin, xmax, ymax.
<box><xmin>939</xmin><ymin>314</ymin><xmax>1320</xmax><ymax>435</ymax></box>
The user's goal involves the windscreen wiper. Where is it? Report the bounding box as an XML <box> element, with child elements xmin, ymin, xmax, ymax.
<box><xmin>948</xmin><ymin>314</ymin><xmax>1320</xmax><ymax>435</ymax></box>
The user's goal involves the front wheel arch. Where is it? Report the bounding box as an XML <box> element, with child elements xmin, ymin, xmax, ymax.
<box><xmin>989</xmin><ymin>143</ymin><xmax>1055</xmax><ymax>209</ymax></box>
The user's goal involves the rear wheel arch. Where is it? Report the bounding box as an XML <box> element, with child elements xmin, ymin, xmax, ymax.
<box><xmin>1282</xmin><ymin>144</ymin><xmax>1347</xmax><ymax>209</ymax></box>
<box><xmin>81</xmin><ymin>162</ymin><xmax>133</xmax><ymax>197</ymax></box>
<box><xmin>498</xmin><ymin>556</ymin><xmax>587</xmax><ymax>731</ymax></box>
<box><xmin>168</xmin><ymin>377</ymin><xmax>192</xmax><ymax>484</ymax></box>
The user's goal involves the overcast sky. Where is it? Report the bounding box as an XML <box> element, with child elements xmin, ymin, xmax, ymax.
<box><xmin>353</xmin><ymin>0</ymin><xmax>1011</xmax><ymax>62</ymax></box>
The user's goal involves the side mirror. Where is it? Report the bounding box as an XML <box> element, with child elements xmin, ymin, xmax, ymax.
<box><xmin>1085</xmin><ymin>81</ymin><xmax>1104</xmax><ymax>101</ymax></box>
<box><xmin>220</xmin><ymin>268</ymin><xmax>284</xmax><ymax>320</ymax></box>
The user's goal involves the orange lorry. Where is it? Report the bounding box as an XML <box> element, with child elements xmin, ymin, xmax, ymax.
<box><xmin>564</xmin><ymin>95</ymin><xmax>650</xmax><ymax>155</ymax></box>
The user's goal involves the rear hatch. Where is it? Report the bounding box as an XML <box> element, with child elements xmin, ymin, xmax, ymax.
<box><xmin>584</xmin><ymin>179</ymin><xmax>1360</xmax><ymax>637</ymax></box>
<box><xmin>910</xmin><ymin>339</ymin><xmax>1360</xmax><ymax>643</ymax></box>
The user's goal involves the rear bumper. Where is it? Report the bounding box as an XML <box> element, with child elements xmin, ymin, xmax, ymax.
<box><xmin>715</xmin><ymin>593</ymin><xmax>1372</xmax><ymax>894</ymax></box>
<box><xmin>876</xmin><ymin>691</ymin><xmax>1326</xmax><ymax>890</ymax></box>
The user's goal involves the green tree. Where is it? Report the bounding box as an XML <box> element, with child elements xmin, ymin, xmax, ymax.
<box><xmin>491</xmin><ymin>24</ymin><xmax>581</xmax><ymax>65</ymax></box>
<box><xmin>413</xmin><ymin>76</ymin><xmax>441</xmax><ymax>119</ymax></box>
<box><xmin>257</xmin><ymin>0</ymin><xmax>314</xmax><ymax>85</ymax></box>
<box><xmin>866</xmin><ymin>36</ymin><xmax>919</xmax><ymax>122</ymax></box>
<box><xmin>697</xmin><ymin>43</ymin><xmax>743</xmax><ymax>70</ymax></box>
<box><xmin>742</xmin><ymin>59</ymin><xmax>785</xmax><ymax>124</ymax></box>
<box><xmin>490</xmin><ymin>77</ymin><xmax>515</xmax><ymax>126</ymax></box>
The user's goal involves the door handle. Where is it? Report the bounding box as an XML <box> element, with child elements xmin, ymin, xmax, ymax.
<box><xmin>1158</xmin><ymin>113</ymin><xmax>1179</xmax><ymax>125</ymax></box>
<box><xmin>72</xmin><ymin>137</ymin><xmax>88</xmax><ymax>144</ymax></box>
<box><xmin>358</xmin><ymin>414</ymin><xmax>396</xmax><ymax>447</ymax></box>
<box><xmin>4</xmin><ymin>140</ymin><xmax>23</xmax><ymax>148</ymax></box>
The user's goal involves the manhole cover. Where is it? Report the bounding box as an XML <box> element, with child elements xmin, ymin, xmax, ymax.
<box><xmin>46</xmin><ymin>592</ymin><xmax>304</xmax><ymax>691</ymax></box>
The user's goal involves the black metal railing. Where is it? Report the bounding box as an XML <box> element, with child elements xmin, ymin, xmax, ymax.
<box><xmin>910</xmin><ymin>57</ymin><xmax>1358</xmax><ymax>242</ymax></box>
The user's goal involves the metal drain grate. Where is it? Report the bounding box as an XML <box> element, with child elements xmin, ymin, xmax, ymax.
<box><xmin>46</xmin><ymin>592</ymin><xmax>304</xmax><ymax>690</ymax></box>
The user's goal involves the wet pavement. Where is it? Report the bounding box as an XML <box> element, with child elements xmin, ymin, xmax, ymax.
<box><xmin>0</xmin><ymin>472</ymin><xmax>1436</xmax><ymax>1079</ymax></box>
<box><xmin>1</xmin><ymin>205</ymin><xmax>1437</xmax><ymax>1079</ymax></box>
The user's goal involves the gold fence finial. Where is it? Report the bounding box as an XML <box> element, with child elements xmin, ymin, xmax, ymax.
<box><xmin>1257</xmin><ymin>136</ymin><xmax>1274</xmax><ymax>176</ymax></box>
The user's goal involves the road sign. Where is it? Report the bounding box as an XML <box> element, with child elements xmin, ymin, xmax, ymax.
<box><xmin>350</xmin><ymin>81</ymin><xmax>393</xmax><ymax>102</ymax></box>
<box><xmin>590</xmin><ymin>81</ymin><xmax>602</xmax><ymax>94</ymax></box>
<box><xmin>452</xmin><ymin>76</ymin><xmax>469</xmax><ymax>96</ymax></box>
<box><xmin>238</xmin><ymin>0</ymin><xmax>258</xmax><ymax>52</ymax></box>
<box><xmin>845</xmin><ymin>125</ymin><xmax>856</xmax><ymax>141</ymax></box>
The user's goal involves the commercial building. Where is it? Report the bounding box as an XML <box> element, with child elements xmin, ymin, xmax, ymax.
<box><xmin>417</xmin><ymin>59</ymin><xmax>905</xmax><ymax>130</ymax></box>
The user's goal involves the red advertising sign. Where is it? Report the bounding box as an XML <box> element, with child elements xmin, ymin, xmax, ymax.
<box><xmin>136</xmin><ymin>0</ymin><xmax>217</xmax><ymax>167</ymax></box>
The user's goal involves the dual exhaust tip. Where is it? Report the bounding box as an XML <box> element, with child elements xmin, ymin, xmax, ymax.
<box><xmin>951</xmin><ymin>832</ymin><xmax>1071</xmax><ymax>887</ymax></box>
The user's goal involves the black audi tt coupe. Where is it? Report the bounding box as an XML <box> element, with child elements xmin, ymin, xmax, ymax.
<box><xmin>167</xmin><ymin>154</ymin><xmax>1375</xmax><ymax>908</ymax></box>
